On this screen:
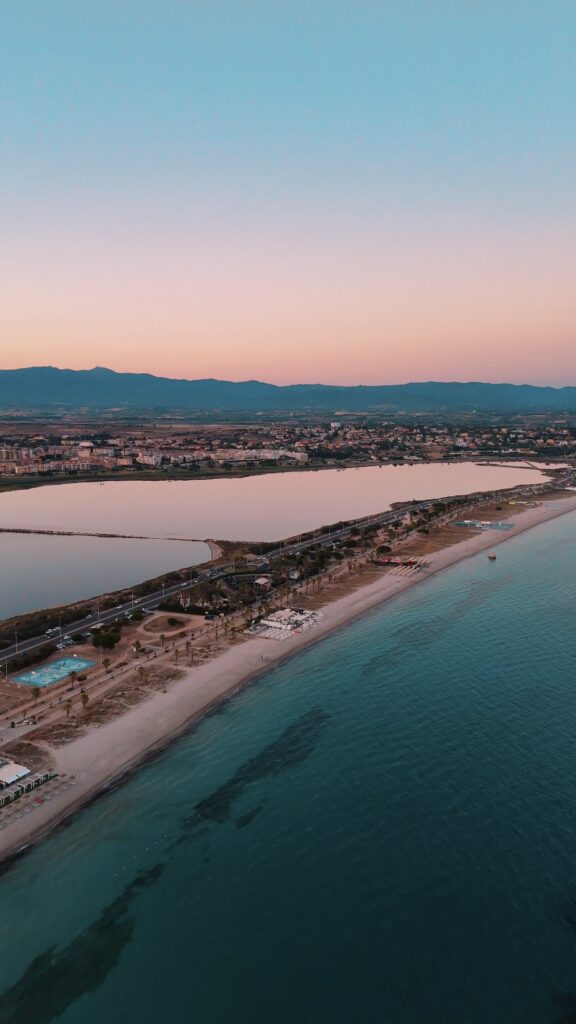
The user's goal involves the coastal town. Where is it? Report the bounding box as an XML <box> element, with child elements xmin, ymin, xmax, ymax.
<box><xmin>4</xmin><ymin>1</ymin><xmax>576</xmax><ymax>1014</ymax></box>
<box><xmin>1</xmin><ymin>416</ymin><xmax>575</xmax><ymax>482</ymax></box>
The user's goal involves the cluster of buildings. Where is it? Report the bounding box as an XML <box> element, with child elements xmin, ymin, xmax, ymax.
<box><xmin>0</xmin><ymin>438</ymin><xmax>308</xmax><ymax>476</ymax></box>
<box><xmin>142</xmin><ymin>419</ymin><xmax>576</xmax><ymax>464</ymax></box>
<box><xmin>246</xmin><ymin>607</ymin><xmax>322</xmax><ymax>641</ymax></box>
<box><xmin>0</xmin><ymin>441</ymin><xmax>132</xmax><ymax>476</ymax></box>
<box><xmin>293</xmin><ymin>421</ymin><xmax>576</xmax><ymax>461</ymax></box>
<box><xmin>166</xmin><ymin>447</ymin><xmax>308</xmax><ymax>464</ymax></box>
<box><xmin>0</xmin><ymin>418</ymin><xmax>574</xmax><ymax>479</ymax></box>
<box><xmin>0</xmin><ymin>757</ymin><xmax>54</xmax><ymax>809</ymax></box>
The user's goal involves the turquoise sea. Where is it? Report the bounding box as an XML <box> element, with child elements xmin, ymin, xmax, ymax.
<box><xmin>2</xmin><ymin>511</ymin><xmax>576</xmax><ymax>1023</ymax></box>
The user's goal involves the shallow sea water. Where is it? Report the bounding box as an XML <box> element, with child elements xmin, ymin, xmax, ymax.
<box><xmin>1</xmin><ymin>512</ymin><xmax>576</xmax><ymax>1023</ymax></box>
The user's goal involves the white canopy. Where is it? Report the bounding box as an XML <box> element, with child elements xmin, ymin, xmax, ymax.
<box><xmin>0</xmin><ymin>762</ymin><xmax>31</xmax><ymax>787</ymax></box>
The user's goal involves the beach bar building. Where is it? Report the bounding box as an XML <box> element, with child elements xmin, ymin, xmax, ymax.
<box><xmin>0</xmin><ymin>760</ymin><xmax>31</xmax><ymax>789</ymax></box>
<box><xmin>0</xmin><ymin>759</ymin><xmax>54</xmax><ymax>809</ymax></box>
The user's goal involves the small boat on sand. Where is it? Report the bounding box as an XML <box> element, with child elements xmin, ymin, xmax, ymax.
<box><xmin>487</xmin><ymin>552</ymin><xmax>497</xmax><ymax>561</ymax></box>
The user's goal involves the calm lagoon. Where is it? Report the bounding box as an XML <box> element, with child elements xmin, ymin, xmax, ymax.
<box><xmin>0</xmin><ymin>533</ymin><xmax>209</xmax><ymax>622</ymax></box>
<box><xmin>0</xmin><ymin>461</ymin><xmax>554</xmax><ymax>542</ymax></box>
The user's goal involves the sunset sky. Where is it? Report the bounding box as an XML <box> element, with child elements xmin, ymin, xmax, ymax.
<box><xmin>2</xmin><ymin>2</ymin><xmax>575</xmax><ymax>385</ymax></box>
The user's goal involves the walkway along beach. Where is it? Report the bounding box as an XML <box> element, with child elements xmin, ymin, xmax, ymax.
<box><xmin>1</xmin><ymin>494</ymin><xmax>576</xmax><ymax>867</ymax></box>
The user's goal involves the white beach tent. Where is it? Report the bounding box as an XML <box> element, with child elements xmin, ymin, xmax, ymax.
<box><xmin>0</xmin><ymin>761</ymin><xmax>31</xmax><ymax>789</ymax></box>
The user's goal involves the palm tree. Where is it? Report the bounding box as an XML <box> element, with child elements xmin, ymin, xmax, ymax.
<box><xmin>32</xmin><ymin>686</ymin><xmax>41</xmax><ymax>706</ymax></box>
<box><xmin>160</xmin><ymin>634</ymin><xmax>166</xmax><ymax>649</ymax></box>
<box><xmin>68</xmin><ymin>671</ymin><xmax>78</xmax><ymax>688</ymax></box>
<box><xmin>103</xmin><ymin>657</ymin><xmax>111</xmax><ymax>673</ymax></box>
<box><xmin>133</xmin><ymin>639</ymin><xmax>142</xmax><ymax>654</ymax></box>
<box><xmin>65</xmin><ymin>700</ymin><xmax>72</xmax><ymax>718</ymax></box>
<box><xmin>80</xmin><ymin>691</ymin><xmax>89</xmax><ymax>711</ymax></box>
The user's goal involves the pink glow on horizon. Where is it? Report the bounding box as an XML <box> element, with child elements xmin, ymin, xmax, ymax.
<box><xmin>2</xmin><ymin>207</ymin><xmax>575</xmax><ymax>385</ymax></box>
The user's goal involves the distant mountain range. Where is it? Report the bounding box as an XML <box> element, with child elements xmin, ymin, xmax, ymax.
<box><xmin>1</xmin><ymin>366</ymin><xmax>576</xmax><ymax>414</ymax></box>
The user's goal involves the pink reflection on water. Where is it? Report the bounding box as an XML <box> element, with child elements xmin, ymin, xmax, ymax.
<box><xmin>0</xmin><ymin>463</ymin><xmax>554</xmax><ymax>542</ymax></box>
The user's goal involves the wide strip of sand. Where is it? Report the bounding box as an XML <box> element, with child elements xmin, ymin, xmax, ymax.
<box><xmin>2</xmin><ymin>493</ymin><xmax>576</xmax><ymax>867</ymax></box>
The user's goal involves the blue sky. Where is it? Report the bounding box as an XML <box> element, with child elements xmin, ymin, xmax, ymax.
<box><xmin>1</xmin><ymin>2</ymin><xmax>575</xmax><ymax>383</ymax></box>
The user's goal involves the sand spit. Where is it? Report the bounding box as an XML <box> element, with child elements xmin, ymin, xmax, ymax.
<box><xmin>2</xmin><ymin>494</ymin><xmax>576</xmax><ymax>866</ymax></box>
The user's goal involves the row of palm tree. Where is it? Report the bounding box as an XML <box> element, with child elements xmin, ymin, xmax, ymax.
<box><xmin>64</xmin><ymin>690</ymin><xmax>89</xmax><ymax>717</ymax></box>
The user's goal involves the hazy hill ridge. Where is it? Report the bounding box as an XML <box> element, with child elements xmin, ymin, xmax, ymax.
<box><xmin>1</xmin><ymin>366</ymin><xmax>576</xmax><ymax>413</ymax></box>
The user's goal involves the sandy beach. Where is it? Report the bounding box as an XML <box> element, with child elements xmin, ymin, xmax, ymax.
<box><xmin>2</xmin><ymin>493</ymin><xmax>576</xmax><ymax>867</ymax></box>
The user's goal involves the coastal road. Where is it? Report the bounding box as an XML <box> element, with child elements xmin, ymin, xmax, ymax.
<box><xmin>1</xmin><ymin>479</ymin><xmax>568</xmax><ymax>671</ymax></box>
<box><xmin>0</xmin><ymin>569</ymin><xmax>224</xmax><ymax>669</ymax></box>
<box><xmin>0</xmin><ymin>504</ymin><xmax>430</xmax><ymax>668</ymax></box>
<box><xmin>0</xmin><ymin>501</ymin><xmax>440</xmax><ymax>669</ymax></box>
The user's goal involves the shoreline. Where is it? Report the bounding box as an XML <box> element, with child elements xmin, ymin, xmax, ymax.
<box><xmin>0</xmin><ymin>455</ymin><xmax>560</xmax><ymax>498</ymax></box>
<box><xmin>2</xmin><ymin>492</ymin><xmax>576</xmax><ymax>868</ymax></box>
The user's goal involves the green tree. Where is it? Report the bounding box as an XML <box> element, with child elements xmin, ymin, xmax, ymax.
<box><xmin>32</xmin><ymin>686</ymin><xmax>41</xmax><ymax>705</ymax></box>
<box><xmin>93</xmin><ymin>631</ymin><xmax>119</xmax><ymax>650</ymax></box>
